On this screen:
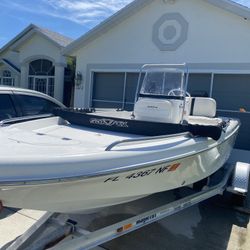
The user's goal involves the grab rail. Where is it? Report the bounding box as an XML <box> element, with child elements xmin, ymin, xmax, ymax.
<box><xmin>105</xmin><ymin>132</ymin><xmax>192</xmax><ymax>151</ymax></box>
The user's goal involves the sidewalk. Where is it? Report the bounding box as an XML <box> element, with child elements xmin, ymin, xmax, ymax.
<box><xmin>0</xmin><ymin>208</ymin><xmax>46</xmax><ymax>248</ymax></box>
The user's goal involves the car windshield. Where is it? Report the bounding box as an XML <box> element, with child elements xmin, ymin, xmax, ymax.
<box><xmin>140</xmin><ymin>69</ymin><xmax>186</xmax><ymax>97</ymax></box>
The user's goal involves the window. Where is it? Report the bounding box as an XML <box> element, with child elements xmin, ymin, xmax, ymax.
<box><xmin>1</xmin><ymin>70</ymin><xmax>15</xmax><ymax>86</ymax></box>
<box><xmin>16</xmin><ymin>95</ymin><xmax>60</xmax><ymax>116</ymax></box>
<box><xmin>28</xmin><ymin>59</ymin><xmax>55</xmax><ymax>97</ymax></box>
<box><xmin>0</xmin><ymin>94</ymin><xmax>17</xmax><ymax>120</ymax></box>
<box><xmin>29</xmin><ymin>59</ymin><xmax>55</xmax><ymax>76</ymax></box>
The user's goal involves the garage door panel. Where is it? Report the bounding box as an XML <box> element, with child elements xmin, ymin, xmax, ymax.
<box><xmin>93</xmin><ymin>73</ymin><xmax>124</xmax><ymax>102</ymax></box>
<box><xmin>216</xmin><ymin>94</ymin><xmax>249</xmax><ymax>111</ymax></box>
<box><xmin>213</xmin><ymin>74</ymin><xmax>250</xmax><ymax>111</ymax></box>
<box><xmin>92</xmin><ymin>72</ymin><xmax>143</xmax><ymax>110</ymax></box>
<box><xmin>92</xmin><ymin>100</ymin><xmax>121</xmax><ymax>109</ymax></box>
<box><xmin>217</xmin><ymin>111</ymin><xmax>250</xmax><ymax>150</ymax></box>
<box><xmin>125</xmin><ymin>73</ymin><xmax>144</xmax><ymax>109</ymax></box>
<box><xmin>187</xmin><ymin>73</ymin><xmax>211</xmax><ymax>97</ymax></box>
<box><xmin>125</xmin><ymin>73</ymin><xmax>139</xmax><ymax>103</ymax></box>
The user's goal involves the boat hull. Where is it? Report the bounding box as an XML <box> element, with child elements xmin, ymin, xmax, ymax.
<box><xmin>0</xmin><ymin>128</ymin><xmax>238</xmax><ymax>213</ymax></box>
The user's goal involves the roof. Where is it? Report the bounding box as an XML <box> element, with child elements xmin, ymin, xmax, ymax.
<box><xmin>206</xmin><ymin>0</ymin><xmax>250</xmax><ymax>17</ymax></box>
<box><xmin>1</xmin><ymin>58</ymin><xmax>21</xmax><ymax>73</ymax></box>
<box><xmin>63</xmin><ymin>0</ymin><xmax>250</xmax><ymax>55</ymax></box>
<box><xmin>35</xmin><ymin>26</ymin><xmax>73</xmax><ymax>47</ymax></box>
<box><xmin>0</xmin><ymin>24</ymin><xmax>73</xmax><ymax>54</ymax></box>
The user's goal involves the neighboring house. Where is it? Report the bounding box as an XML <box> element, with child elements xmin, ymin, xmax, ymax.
<box><xmin>0</xmin><ymin>24</ymin><xmax>73</xmax><ymax>103</ymax></box>
<box><xmin>63</xmin><ymin>0</ymin><xmax>250</xmax><ymax>150</ymax></box>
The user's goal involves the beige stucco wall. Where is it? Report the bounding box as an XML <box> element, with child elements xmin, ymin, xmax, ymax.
<box><xmin>19</xmin><ymin>35</ymin><xmax>64</xmax><ymax>64</ymax></box>
<box><xmin>71</xmin><ymin>0</ymin><xmax>250</xmax><ymax>107</ymax></box>
<box><xmin>1</xmin><ymin>51</ymin><xmax>20</xmax><ymax>67</ymax></box>
<box><xmin>0</xmin><ymin>50</ymin><xmax>21</xmax><ymax>86</ymax></box>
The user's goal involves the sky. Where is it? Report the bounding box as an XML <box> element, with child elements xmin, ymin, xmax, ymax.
<box><xmin>0</xmin><ymin>0</ymin><xmax>249</xmax><ymax>48</ymax></box>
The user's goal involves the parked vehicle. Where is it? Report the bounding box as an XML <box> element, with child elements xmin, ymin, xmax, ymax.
<box><xmin>0</xmin><ymin>86</ymin><xmax>64</xmax><ymax>121</ymax></box>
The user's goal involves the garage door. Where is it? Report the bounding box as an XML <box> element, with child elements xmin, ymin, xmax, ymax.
<box><xmin>92</xmin><ymin>72</ymin><xmax>213</xmax><ymax>110</ymax></box>
<box><xmin>92</xmin><ymin>72</ymin><xmax>143</xmax><ymax>110</ymax></box>
<box><xmin>212</xmin><ymin>74</ymin><xmax>250</xmax><ymax>150</ymax></box>
<box><xmin>187</xmin><ymin>73</ymin><xmax>212</xmax><ymax>97</ymax></box>
<box><xmin>182</xmin><ymin>73</ymin><xmax>250</xmax><ymax>150</ymax></box>
<box><xmin>212</xmin><ymin>74</ymin><xmax>250</xmax><ymax>111</ymax></box>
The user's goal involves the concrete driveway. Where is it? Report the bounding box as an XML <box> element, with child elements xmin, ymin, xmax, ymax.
<box><xmin>68</xmin><ymin>187</ymin><xmax>250</xmax><ymax>250</ymax></box>
<box><xmin>1</xmin><ymin>189</ymin><xmax>249</xmax><ymax>250</ymax></box>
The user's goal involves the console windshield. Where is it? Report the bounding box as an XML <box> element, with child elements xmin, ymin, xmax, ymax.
<box><xmin>140</xmin><ymin>69</ymin><xmax>186</xmax><ymax>97</ymax></box>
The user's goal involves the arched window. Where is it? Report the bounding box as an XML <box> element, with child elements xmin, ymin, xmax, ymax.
<box><xmin>1</xmin><ymin>70</ymin><xmax>15</xmax><ymax>86</ymax></box>
<box><xmin>28</xmin><ymin>59</ymin><xmax>55</xmax><ymax>96</ymax></box>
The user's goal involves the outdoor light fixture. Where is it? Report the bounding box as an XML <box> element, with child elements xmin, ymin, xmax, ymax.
<box><xmin>75</xmin><ymin>71</ymin><xmax>83</xmax><ymax>88</ymax></box>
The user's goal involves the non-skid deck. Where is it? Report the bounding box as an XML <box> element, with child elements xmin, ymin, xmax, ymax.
<box><xmin>0</xmin><ymin>117</ymin><xmax>140</xmax><ymax>157</ymax></box>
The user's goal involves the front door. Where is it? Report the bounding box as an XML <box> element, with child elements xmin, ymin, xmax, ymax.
<box><xmin>34</xmin><ymin>77</ymin><xmax>47</xmax><ymax>94</ymax></box>
<box><xmin>28</xmin><ymin>76</ymin><xmax>55</xmax><ymax>97</ymax></box>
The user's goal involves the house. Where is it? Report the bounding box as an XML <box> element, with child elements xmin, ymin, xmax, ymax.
<box><xmin>0</xmin><ymin>24</ymin><xmax>73</xmax><ymax>103</ymax></box>
<box><xmin>63</xmin><ymin>0</ymin><xmax>250</xmax><ymax>150</ymax></box>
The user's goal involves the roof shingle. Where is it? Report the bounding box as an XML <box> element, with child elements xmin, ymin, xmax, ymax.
<box><xmin>36</xmin><ymin>26</ymin><xmax>73</xmax><ymax>47</ymax></box>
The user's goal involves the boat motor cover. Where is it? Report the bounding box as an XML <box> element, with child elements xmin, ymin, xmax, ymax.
<box><xmin>53</xmin><ymin>109</ymin><xmax>225</xmax><ymax>140</ymax></box>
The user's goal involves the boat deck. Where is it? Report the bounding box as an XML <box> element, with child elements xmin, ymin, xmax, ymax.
<box><xmin>0</xmin><ymin>114</ymin><xmax>202</xmax><ymax>161</ymax></box>
<box><xmin>0</xmin><ymin>117</ymin><xmax>140</xmax><ymax>157</ymax></box>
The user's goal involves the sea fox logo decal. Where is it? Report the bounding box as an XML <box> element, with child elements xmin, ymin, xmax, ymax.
<box><xmin>90</xmin><ymin>118</ymin><xmax>128</xmax><ymax>128</ymax></box>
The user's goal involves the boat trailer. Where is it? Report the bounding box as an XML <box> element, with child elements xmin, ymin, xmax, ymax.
<box><xmin>3</xmin><ymin>162</ymin><xmax>250</xmax><ymax>250</ymax></box>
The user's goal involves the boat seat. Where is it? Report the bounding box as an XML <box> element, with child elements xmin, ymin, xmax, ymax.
<box><xmin>187</xmin><ymin>97</ymin><xmax>220</xmax><ymax>126</ymax></box>
<box><xmin>189</xmin><ymin>97</ymin><xmax>216</xmax><ymax>118</ymax></box>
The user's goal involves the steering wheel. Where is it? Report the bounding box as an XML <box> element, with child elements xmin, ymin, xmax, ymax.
<box><xmin>168</xmin><ymin>88</ymin><xmax>191</xmax><ymax>97</ymax></box>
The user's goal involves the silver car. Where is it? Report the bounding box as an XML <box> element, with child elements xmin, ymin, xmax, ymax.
<box><xmin>0</xmin><ymin>86</ymin><xmax>65</xmax><ymax>121</ymax></box>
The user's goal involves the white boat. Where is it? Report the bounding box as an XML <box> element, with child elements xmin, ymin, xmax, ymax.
<box><xmin>0</xmin><ymin>64</ymin><xmax>240</xmax><ymax>213</ymax></box>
